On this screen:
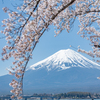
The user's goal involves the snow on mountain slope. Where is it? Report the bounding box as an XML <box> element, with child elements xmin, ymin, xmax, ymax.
<box><xmin>29</xmin><ymin>49</ymin><xmax>100</xmax><ymax>71</ymax></box>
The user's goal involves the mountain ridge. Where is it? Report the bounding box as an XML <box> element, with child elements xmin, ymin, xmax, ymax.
<box><xmin>29</xmin><ymin>49</ymin><xmax>100</xmax><ymax>71</ymax></box>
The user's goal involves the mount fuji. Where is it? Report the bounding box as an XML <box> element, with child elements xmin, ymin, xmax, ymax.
<box><xmin>29</xmin><ymin>49</ymin><xmax>100</xmax><ymax>71</ymax></box>
<box><xmin>0</xmin><ymin>49</ymin><xmax>100</xmax><ymax>95</ymax></box>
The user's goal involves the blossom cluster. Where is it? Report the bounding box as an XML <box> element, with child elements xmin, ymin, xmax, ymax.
<box><xmin>9</xmin><ymin>79</ymin><xmax>22</xmax><ymax>99</ymax></box>
<box><xmin>1</xmin><ymin>0</ymin><xmax>100</xmax><ymax>99</ymax></box>
<box><xmin>76</xmin><ymin>0</ymin><xmax>100</xmax><ymax>61</ymax></box>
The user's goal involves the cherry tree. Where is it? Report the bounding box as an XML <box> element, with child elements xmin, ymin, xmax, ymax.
<box><xmin>1</xmin><ymin>0</ymin><xmax>100</xmax><ymax>99</ymax></box>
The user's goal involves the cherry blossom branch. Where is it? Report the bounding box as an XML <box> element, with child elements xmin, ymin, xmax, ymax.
<box><xmin>51</xmin><ymin>0</ymin><xmax>76</xmax><ymax>20</ymax></box>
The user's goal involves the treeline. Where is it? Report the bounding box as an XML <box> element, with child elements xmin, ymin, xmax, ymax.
<box><xmin>33</xmin><ymin>93</ymin><xmax>52</xmax><ymax>97</ymax></box>
<box><xmin>54</xmin><ymin>92</ymin><xmax>91</xmax><ymax>99</ymax></box>
<box><xmin>32</xmin><ymin>92</ymin><xmax>100</xmax><ymax>99</ymax></box>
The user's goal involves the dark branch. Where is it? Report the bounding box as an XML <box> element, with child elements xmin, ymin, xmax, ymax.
<box><xmin>20</xmin><ymin>0</ymin><xmax>41</xmax><ymax>33</ymax></box>
<box><xmin>51</xmin><ymin>0</ymin><xmax>76</xmax><ymax>20</ymax></box>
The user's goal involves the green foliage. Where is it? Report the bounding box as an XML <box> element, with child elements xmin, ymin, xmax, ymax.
<box><xmin>33</xmin><ymin>93</ymin><xmax>52</xmax><ymax>97</ymax></box>
<box><xmin>67</xmin><ymin>91</ymin><xmax>91</xmax><ymax>98</ymax></box>
<box><xmin>54</xmin><ymin>91</ymin><xmax>91</xmax><ymax>99</ymax></box>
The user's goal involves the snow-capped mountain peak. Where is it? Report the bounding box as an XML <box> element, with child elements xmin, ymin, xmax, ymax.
<box><xmin>29</xmin><ymin>49</ymin><xmax>100</xmax><ymax>71</ymax></box>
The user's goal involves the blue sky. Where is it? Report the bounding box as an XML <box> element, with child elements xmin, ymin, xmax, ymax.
<box><xmin>0</xmin><ymin>0</ymin><xmax>93</xmax><ymax>76</ymax></box>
